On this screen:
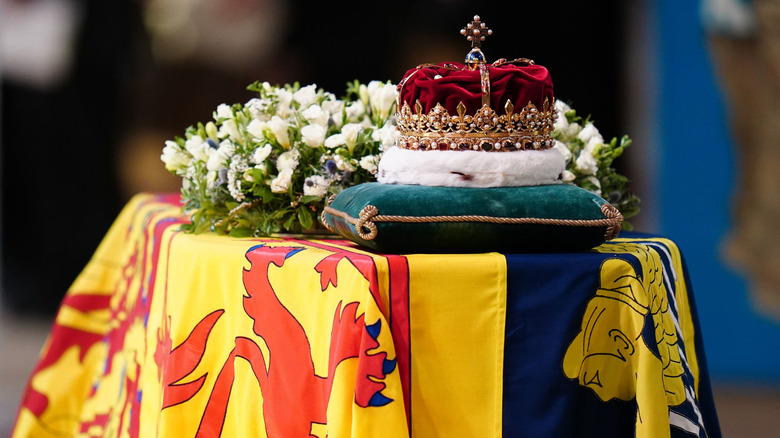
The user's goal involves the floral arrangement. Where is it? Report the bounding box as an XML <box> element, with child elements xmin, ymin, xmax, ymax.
<box><xmin>161</xmin><ymin>81</ymin><xmax>639</xmax><ymax>236</ymax></box>
<box><xmin>161</xmin><ymin>80</ymin><xmax>398</xmax><ymax>236</ymax></box>
<box><xmin>551</xmin><ymin>100</ymin><xmax>640</xmax><ymax>229</ymax></box>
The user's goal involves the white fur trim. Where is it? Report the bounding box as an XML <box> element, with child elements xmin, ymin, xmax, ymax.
<box><xmin>377</xmin><ymin>147</ymin><xmax>566</xmax><ymax>188</ymax></box>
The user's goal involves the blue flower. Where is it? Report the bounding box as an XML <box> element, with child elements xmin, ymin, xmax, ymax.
<box><xmin>324</xmin><ymin>159</ymin><xmax>339</xmax><ymax>176</ymax></box>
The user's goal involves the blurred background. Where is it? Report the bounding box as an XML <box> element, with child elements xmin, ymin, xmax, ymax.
<box><xmin>1</xmin><ymin>0</ymin><xmax>779</xmax><ymax>435</ymax></box>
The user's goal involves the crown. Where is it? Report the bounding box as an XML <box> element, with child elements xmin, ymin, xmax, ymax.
<box><xmin>394</xmin><ymin>15</ymin><xmax>557</xmax><ymax>153</ymax></box>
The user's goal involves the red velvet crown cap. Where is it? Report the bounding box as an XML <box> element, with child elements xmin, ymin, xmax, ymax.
<box><xmin>398</xmin><ymin>62</ymin><xmax>554</xmax><ymax>114</ymax></box>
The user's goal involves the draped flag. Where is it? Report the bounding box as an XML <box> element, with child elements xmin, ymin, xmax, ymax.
<box><xmin>11</xmin><ymin>194</ymin><xmax>720</xmax><ymax>438</ymax></box>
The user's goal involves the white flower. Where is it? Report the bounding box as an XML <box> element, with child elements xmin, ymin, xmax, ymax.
<box><xmin>367</xmin><ymin>81</ymin><xmax>397</xmax><ymax>120</ymax></box>
<box><xmin>575</xmin><ymin>150</ymin><xmax>599</xmax><ymax>175</ymax></box>
<box><xmin>251</xmin><ymin>143</ymin><xmax>273</xmax><ymax>164</ymax></box>
<box><xmin>246</xmin><ymin>119</ymin><xmax>266</xmax><ymax>140</ymax></box>
<box><xmin>321</xmin><ymin>98</ymin><xmax>344</xmax><ymax>128</ymax></box>
<box><xmin>333</xmin><ymin>154</ymin><xmax>355</xmax><ymax>172</ymax></box>
<box><xmin>161</xmin><ymin>140</ymin><xmax>189</xmax><ymax>172</ymax></box>
<box><xmin>215</xmin><ymin>103</ymin><xmax>233</xmax><ymax>120</ymax></box>
<box><xmin>372</xmin><ymin>122</ymin><xmax>400</xmax><ymax>148</ymax></box>
<box><xmin>341</xmin><ymin>123</ymin><xmax>363</xmax><ymax>152</ymax></box>
<box><xmin>577</xmin><ymin>123</ymin><xmax>603</xmax><ymax>145</ymax></box>
<box><xmin>583</xmin><ymin>136</ymin><xmax>603</xmax><ymax>155</ymax></box>
<box><xmin>185</xmin><ymin>135</ymin><xmax>210</xmax><ymax>162</ymax></box>
<box><xmin>358</xmin><ymin>83</ymin><xmax>369</xmax><ymax>105</ymax></box>
<box><xmin>227</xmin><ymin>157</ymin><xmax>249</xmax><ymax>202</ymax></box>
<box><xmin>270</xmin><ymin>168</ymin><xmax>293</xmax><ymax>193</ymax></box>
<box><xmin>553</xmin><ymin>100</ymin><xmax>570</xmax><ymax>132</ymax></box>
<box><xmin>246</xmin><ymin>98</ymin><xmax>271</xmax><ymax>120</ymax></box>
<box><xmin>206</xmin><ymin>140</ymin><xmax>235</xmax><ymax>171</ymax></box>
<box><xmin>561</xmin><ymin>170</ymin><xmax>576</xmax><ymax>182</ymax></box>
<box><xmin>275</xmin><ymin>88</ymin><xmax>294</xmax><ymax>118</ymax></box>
<box><xmin>324</xmin><ymin>133</ymin><xmax>346</xmax><ymax>149</ymax></box>
<box><xmin>301</xmin><ymin>124</ymin><xmax>327</xmax><ymax>148</ymax></box>
<box><xmin>302</xmin><ymin>104</ymin><xmax>329</xmax><ymax>126</ymax></box>
<box><xmin>359</xmin><ymin>155</ymin><xmax>379</xmax><ymax>174</ymax></box>
<box><xmin>346</xmin><ymin>100</ymin><xmax>366</xmax><ymax>121</ymax></box>
<box><xmin>252</xmin><ymin>163</ymin><xmax>267</xmax><ymax>176</ymax></box>
<box><xmin>303</xmin><ymin>175</ymin><xmax>329</xmax><ymax>197</ymax></box>
<box><xmin>554</xmin><ymin>99</ymin><xmax>571</xmax><ymax>114</ymax></box>
<box><xmin>565</xmin><ymin>122</ymin><xmax>581</xmax><ymax>139</ymax></box>
<box><xmin>276</xmin><ymin>149</ymin><xmax>299</xmax><ymax>171</ymax></box>
<box><xmin>268</xmin><ymin>116</ymin><xmax>290</xmax><ymax>148</ymax></box>
<box><xmin>218</xmin><ymin>119</ymin><xmax>240</xmax><ymax>141</ymax></box>
<box><xmin>293</xmin><ymin>84</ymin><xmax>318</xmax><ymax>108</ymax></box>
<box><xmin>553</xmin><ymin>140</ymin><xmax>572</xmax><ymax>162</ymax></box>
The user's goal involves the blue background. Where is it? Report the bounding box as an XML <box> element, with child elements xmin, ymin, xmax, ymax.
<box><xmin>656</xmin><ymin>1</ymin><xmax>780</xmax><ymax>383</ymax></box>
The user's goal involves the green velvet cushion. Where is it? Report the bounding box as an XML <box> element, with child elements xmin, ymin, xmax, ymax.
<box><xmin>322</xmin><ymin>183</ymin><xmax>623</xmax><ymax>254</ymax></box>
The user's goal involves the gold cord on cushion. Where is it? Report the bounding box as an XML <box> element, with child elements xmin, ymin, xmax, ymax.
<box><xmin>323</xmin><ymin>202</ymin><xmax>624</xmax><ymax>242</ymax></box>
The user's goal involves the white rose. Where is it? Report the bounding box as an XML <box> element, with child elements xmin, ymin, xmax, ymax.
<box><xmin>575</xmin><ymin>150</ymin><xmax>599</xmax><ymax>175</ymax></box>
<box><xmin>185</xmin><ymin>135</ymin><xmax>210</xmax><ymax>162</ymax></box>
<box><xmin>302</xmin><ymin>104</ymin><xmax>329</xmax><ymax>126</ymax></box>
<box><xmin>161</xmin><ymin>141</ymin><xmax>189</xmax><ymax>172</ymax></box>
<box><xmin>293</xmin><ymin>84</ymin><xmax>318</xmax><ymax>108</ymax></box>
<box><xmin>324</xmin><ymin>133</ymin><xmax>346</xmax><ymax>149</ymax></box>
<box><xmin>206</xmin><ymin>140</ymin><xmax>235</xmax><ymax>171</ymax></box>
<box><xmin>251</xmin><ymin>144</ymin><xmax>273</xmax><ymax>164</ymax></box>
<box><xmin>565</xmin><ymin>122</ymin><xmax>581</xmax><ymax>138</ymax></box>
<box><xmin>554</xmin><ymin>99</ymin><xmax>571</xmax><ymax>114</ymax></box>
<box><xmin>553</xmin><ymin>100</ymin><xmax>570</xmax><ymax>132</ymax></box>
<box><xmin>561</xmin><ymin>170</ymin><xmax>576</xmax><ymax>182</ymax></box>
<box><xmin>301</xmin><ymin>124</ymin><xmax>327</xmax><ymax>148</ymax></box>
<box><xmin>577</xmin><ymin>123</ymin><xmax>603</xmax><ymax>145</ymax></box>
<box><xmin>303</xmin><ymin>175</ymin><xmax>329</xmax><ymax>197</ymax></box>
<box><xmin>276</xmin><ymin>149</ymin><xmax>299</xmax><ymax>171</ymax></box>
<box><xmin>270</xmin><ymin>168</ymin><xmax>293</xmax><ymax>193</ymax></box>
<box><xmin>583</xmin><ymin>136</ymin><xmax>603</xmax><ymax>155</ymax></box>
<box><xmin>372</xmin><ymin>122</ymin><xmax>400</xmax><ymax>148</ymax></box>
<box><xmin>359</xmin><ymin>155</ymin><xmax>379</xmax><ymax>174</ymax></box>
<box><xmin>553</xmin><ymin>140</ymin><xmax>572</xmax><ymax>162</ymax></box>
<box><xmin>268</xmin><ymin>116</ymin><xmax>290</xmax><ymax>148</ymax></box>
<box><xmin>368</xmin><ymin>82</ymin><xmax>397</xmax><ymax>120</ymax></box>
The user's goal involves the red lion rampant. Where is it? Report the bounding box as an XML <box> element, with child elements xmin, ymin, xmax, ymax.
<box><xmin>161</xmin><ymin>245</ymin><xmax>396</xmax><ymax>437</ymax></box>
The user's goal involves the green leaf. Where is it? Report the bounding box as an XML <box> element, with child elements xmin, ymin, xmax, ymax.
<box><xmin>297</xmin><ymin>207</ymin><xmax>314</xmax><ymax>229</ymax></box>
<box><xmin>229</xmin><ymin>226</ymin><xmax>253</xmax><ymax>238</ymax></box>
<box><xmin>283</xmin><ymin>213</ymin><xmax>296</xmax><ymax>230</ymax></box>
<box><xmin>299</xmin><ymin>195</ymin><xmax>322</xmax><ymax>204</ymax></box>
<box><xmin>253</xmin><ymin>185</ymin><xmax>273</xmax><ymax>203</ymax></box>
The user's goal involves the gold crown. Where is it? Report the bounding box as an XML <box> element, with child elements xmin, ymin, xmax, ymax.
<box><xmin>395</xmin><ymin>98</ymin><xmax>556</xmax><ymax>152</ymax></box>
<box><xmin>394</xmin><ymin>15</ymin><xmax>557</xmax><ymax>153</ymax></box>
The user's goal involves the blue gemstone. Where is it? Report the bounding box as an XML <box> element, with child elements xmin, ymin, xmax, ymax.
<box><xmin>466</xmin><ymin>50</ymin><xmax>485</xmax><ymax>63</ymax></box>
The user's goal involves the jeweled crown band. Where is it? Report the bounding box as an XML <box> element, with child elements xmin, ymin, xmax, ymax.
<box><xmin>395</xmin><ymin>97</ymin><xmax>557</xmax><ymax>152</ymax></box>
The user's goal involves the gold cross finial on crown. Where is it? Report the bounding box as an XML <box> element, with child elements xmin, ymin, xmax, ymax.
<box><xmin>460</xmin><ymin>15</ymin><xmax>492</xmax><ymax>66</ymax></box>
